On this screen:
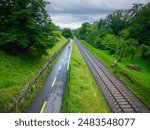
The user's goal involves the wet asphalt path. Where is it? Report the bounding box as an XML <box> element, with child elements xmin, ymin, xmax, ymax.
<box><xmin>27</xmin><ymin>39</ymin><xmax>73</xmax><ymax>113</ymax></box>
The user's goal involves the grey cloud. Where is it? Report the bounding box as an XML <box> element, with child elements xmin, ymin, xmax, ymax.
<box><xmin>47</xmin><ymin>3</ymin><xmax>113</xmax><ymax>14</ymax></box>
<box><xmin>46</xmin><ymin>0</ymin><xmax>149</xmax><ymax>28</ymax></box>
<box><xmin>47</xmin><ymin>0</ymin><xmax>149</xmax><ymax>14</ymax></box>
<box><xmin>50</xmin><ymin>13</ymin><xmax>108</xmax><ymax>29</ymax></box>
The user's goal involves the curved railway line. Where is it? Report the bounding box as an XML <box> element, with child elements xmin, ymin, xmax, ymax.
<box><xmin>74</xmin><ymin>38</ymin><xmax>149</xmax><ymax>113</ymax></box>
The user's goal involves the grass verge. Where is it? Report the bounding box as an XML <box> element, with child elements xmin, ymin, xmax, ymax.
<box><xmin>0</xmin><ymin>36</ymin><xmax>67</xmax><ymax>112</ymax></box>
<box><xmin>80</xmin><ymin>40</ymin><xmax>150</xmax><ymax>109</ymax></box>
<box><xmin>61</xmin><ymin>42</ymin><xmax>109</xmax><ymax>113</ymax></box>
<box><xmin>19</xmin><ymin>50</ymin><xmax>63</xmax><ymax>112</ymax></box>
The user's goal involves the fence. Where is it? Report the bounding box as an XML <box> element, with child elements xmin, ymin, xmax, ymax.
<box><xmin>6</xmin><ymin>40</ymin><xmax>69</xmax><ymax>112</ymax></box>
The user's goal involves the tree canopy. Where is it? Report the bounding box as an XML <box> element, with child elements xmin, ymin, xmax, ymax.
<box><xmin>75</xmin><ymin>3</ymin><xmax>150</xmax><ymax>61</ymax></box>
<box><xmin>61</xmin><ymin>28</ymin><xmax>73</xmax><ymax>38</ymax></box>
<box><xmin>0</xmin><ymin>0</ymin><xmax>58</xmax><ymax>55</ymax></box>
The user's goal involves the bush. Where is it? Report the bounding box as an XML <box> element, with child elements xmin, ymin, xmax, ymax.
<box><xmin>102</xmin><ymin>34</ymin><xmax>118</xmax><ymax>54</ymax></box>
<box><xmin>141</xmin><ymin>45</ymin><xmax>150</xmax><ymax>60</ymax></box>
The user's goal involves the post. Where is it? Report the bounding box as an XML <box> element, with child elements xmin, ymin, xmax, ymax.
<box><xmin>114</xmin><ymin>60</ymin><xmax>118</xmax><ymax>73</ymax></box>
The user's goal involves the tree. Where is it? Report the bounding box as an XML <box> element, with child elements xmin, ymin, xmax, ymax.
<box><xmin>61</xmin><ymin>28</ymin><xmax>72</xmax><ymax>38</ymax></box>
<box><xmin>129</xmin><ymin>3</ymin><xmax>150</xmax><ymax>46</ymax></box>
<box><xmin>75</xmin><ymin>3</ymin><xmax>149</xmax><ymax>62</ymax></box>
<box><xmin>140</xmin><ymin>44</ymin><xmax>150</xmax><ymax>60</ymax></box>
<box><xmin>0</xmin><ymin>0</ymin><xmax>58</xmax><ymax>55</ymax></box>
<box><xmin>102</xmin><ymin>34</ymin><xmax>118</xmax><ymax>52</ymax></box>
<box><xmin>117</xmin><ymin>37</ymin><xmax>127</xmax><ymax>62</ymax></box>
<box><xmin>77</xmin><ymin>22</ymin><xmax>91</xmax><ymax>39</ymax></box>
<box><xmin>127</xmin><ymin>39</ymin><xmax>138</xmax><ymax>61</ymax></box>
<box><xmin>105</xmin><ymin>10</ymin><xmax>129</xmax><ymax>35</ymax></box>
<box><xmin>127</xmin><ymin>3</ymin><xmax>143</xmax><ymax>18</ymax></box>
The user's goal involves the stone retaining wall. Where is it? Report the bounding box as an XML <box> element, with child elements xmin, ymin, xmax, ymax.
<box><xmin>7</xmin><ymin>40</ymin><xmax>69</xmax><ymax>112</ymax></box>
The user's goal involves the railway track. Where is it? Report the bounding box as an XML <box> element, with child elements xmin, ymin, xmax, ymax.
<box><xmin>74</xmin><ymin>38</ymin><xmax>150</xmax><ymax>113</ymax></box>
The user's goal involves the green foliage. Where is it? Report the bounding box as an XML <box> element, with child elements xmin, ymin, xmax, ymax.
<box><xmin>102</xmin><ymin>34</ymin><xmax>117</xmax><ymax>54</ymax></box>
<box><xmin>140</xmin><ymin>44</ymin><xmax>150</xmax><ymax>60</ymax></box>
<box><xmin>102</xmin><ymin>34</ymin><xmax>118</xmax><ymax>47</ymax></box>
<box><xmin>119</xmin><ymin>29</ymin><xmax>130</xmax><ymax>39</ymax></box>
<box><xmin>0</xmin><ymin>0</ymin><xmax>58</xmax><ymax>55</ymax></box>
<box><xmin>75</xmin><ymin>21</ymin><xmax>112</xmax><ymax>49</ymax></box>
<box><xmin>61</xmin><ymin>28</ymin><xmax>73</xmax><ymax>38</ymax></box>
<box><xmin>94</xmin><ymin>37</ymin><xmax>103</xmax><ymax>48</ymax></box>
<box><xmin>126</xmin><ymin>39</ymin><xmax>139</xmax><ymax>61</ymax></box>
<box><xmin>0</xmin><ymin>36</ymin><xmax>67</xmax><ymax>112</ymax></box>
<box><xmin>75</xmin><ymin>22</ymin><xmax>91</xmax><ymax>40</ymax></box>
<box><xmin>61</xmin><ymin>43</ymin><xmax>109</xmax><ymax>112</ymax></box>
<box><xmin>81</xmin><ymin>40</ymin><xmax>150</xmax><ymax>108</ymax></box>
<box><xmin>105</xmin><ymin>10</ymin><xmax>129</xmax><ymax>35</ymax></box>
<box><xmin>75</xmin><ymin>3</ymin><xmax>150</xmax><ymax>62</ymax></box>
<box><xmin>127</xmin><ymin>3</ymin><xmax>144</xmax><ymax>18</ymax></box>
<box><xmin>129</xmin><ymin>3</ymin><xmax>150</xmax><ymax>46</ymax></box>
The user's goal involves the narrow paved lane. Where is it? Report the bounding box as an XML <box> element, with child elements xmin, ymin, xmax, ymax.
<box><xmin>27</xmin><ymin>40</ymin><xmax>73</xmax><ymax>113</ymax></box>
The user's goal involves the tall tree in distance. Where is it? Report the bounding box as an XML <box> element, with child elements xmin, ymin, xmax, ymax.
<box><xmin>127</xmin><ymin>3</ymin><xmax>143</xmax><ymax>18</ymax></box>
<box><xmin>129</xmin><ymin>3</ymin><xmax>150</xmax><ymax>46</ymax></box>
<box><xmin>61</xmin><ymin>28</ymin><xmax>73</xmax><ymax>38</ymax></box>
<box><xmin>105</xmin><ymin>10</ymin><xmax>129</xmax><ymax>35</ymax></box>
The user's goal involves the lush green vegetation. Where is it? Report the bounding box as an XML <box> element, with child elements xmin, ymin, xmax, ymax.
<box><xmin>61</xmin><ymin>28</ymin><xmax>73</xmax><ymax>38</ymax></box>
<box><xmin>0</xmin><ymin>0</ymin><xmax>59</xmax><ymax>55</ymax></box>
<box><xmin>74</xmin><ymin>3</ymin><xmax>150</xmax><ymax>108</ymax></box>
<box><xmin>61</xmin><ymin>42</ymin><xmax>109</xmax><ymax>112</ymax></box>
<box><xmin>19</xmin><ymin>46</ymin><xmax>65</xmax><ymax>112</ymax></box>
<box><xmin>75</xmin><ymin>3</ymin><xmax>150</xmax><ymax>62</ymax></box>
<box><xmin>81</xmin><ymin>40</ymin><xmax>150</xmax><ymax>108</ymax></box>
<box><xmin>0</xmin><ymin>0</ymin><xmax>69</xmax><ymax>112</ymax></box>
<box><xmin>0</xmin><ymin>36</ymin><xmax>67</xmax><ymax>112</ymax></box>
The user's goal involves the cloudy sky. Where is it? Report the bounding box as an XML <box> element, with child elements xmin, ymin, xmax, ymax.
<box><xmin>46</xmin><ymin>0</ymin><xmax>149</xmax><ymax>29</ymax></box>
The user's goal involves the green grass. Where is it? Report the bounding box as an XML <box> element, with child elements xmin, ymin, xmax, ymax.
<box><xmin>48</xmin><ymin>36</ymin><xmax>68</xmax><ymax>56</ymax></box>
<box><xmin>19</xmin><ymin>50</ymin><xmax>64</xmax><ymax>112</ymax></box>
<box><xmin>80</xmin><ymin>40</ymin><xmax>150</xmax><ymax>109</ymax></box>
<box><xmin>0</xmin><ymin>36</ymin><xmax>67</xmax><ymax>112</ymax></box>
<box><xmin>61</xmin><ymin>42</ymin><xmax>109</xmax><ymax>113</ymax></box>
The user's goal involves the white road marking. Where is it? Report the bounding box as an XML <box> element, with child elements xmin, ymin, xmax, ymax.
<box><xmin>51</xmin><ymin>77</ymin><xmax>57</xmax><ymax>87</ymax></box>
<box><xmin>58</xmin><ymin>65</ymin><xmax>62</xmax><ymax>70</ymax></box>
<box><xmin>67</xmin><ymin>54</ymin><xmax>71</xmax><ymax>70</ymax></box>
<box><xmin>67</xmin><ymin>62</ymin><xmax>70</xmax><ymax>70</ymax></box>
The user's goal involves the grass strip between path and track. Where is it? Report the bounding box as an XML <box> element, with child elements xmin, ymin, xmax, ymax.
<box><xmin>61</xmin><ymin>42</ymin><xmax>109</xmax><ymax>113</ymax></box>
<box><xmin>80</xmin><ymin>40</ymin><xmax>150</xmax><ymax>109</ymax></box>
<box><xmin>0</xmin><ymin>36</ymin><xmax>67</xmax><ymax>112</ymax></box>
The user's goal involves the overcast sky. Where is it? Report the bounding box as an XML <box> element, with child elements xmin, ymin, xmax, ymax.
<box><xmin>46</xmin><ymin>0</ymin><xmax>149</xmax><ymax>29</ymax></box>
